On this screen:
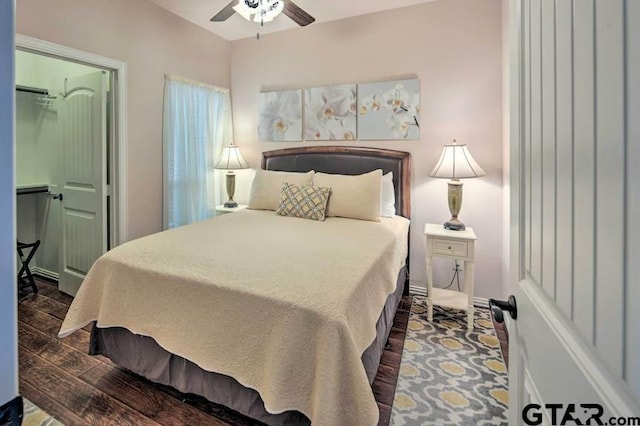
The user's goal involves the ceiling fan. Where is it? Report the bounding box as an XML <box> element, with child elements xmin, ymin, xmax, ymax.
<box><xmin>210</xmin><ymin>0</ymin><xmax>315</xmax><ymax>27</ymax></box>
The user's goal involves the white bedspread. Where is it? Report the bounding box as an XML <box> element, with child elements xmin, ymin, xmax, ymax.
<box><xmin>59</xmin><ymin>210</ymin><xmax>409</xmax><ymax>425</ymax></box>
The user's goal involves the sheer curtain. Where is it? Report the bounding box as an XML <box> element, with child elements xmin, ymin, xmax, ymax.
<box><xmin>163</xmin><ymin>75</ymin><xmax>233</xmax><ymax>229</ymax></box>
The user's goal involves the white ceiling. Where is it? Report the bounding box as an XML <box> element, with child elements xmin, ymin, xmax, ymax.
<box><xmin>148</xmin><ymin>0</ymin><xmax>439</xmax><ymax>41</ymax></box>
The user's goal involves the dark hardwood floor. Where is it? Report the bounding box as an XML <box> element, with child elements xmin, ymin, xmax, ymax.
<box><xmin>18</xmin><ymin>278</ymin><xmax>411</xmax><ymax>425</ymax></box>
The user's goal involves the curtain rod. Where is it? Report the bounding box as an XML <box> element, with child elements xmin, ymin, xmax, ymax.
<box><xmin>164</xmin><ymin>74</ymin><xmax>229</xmax><ymax>93</ymax></box>
<box><xmin>16</xmin><ymin>85</ymin><xmax>49</xmax><ymax>95</ymax></box>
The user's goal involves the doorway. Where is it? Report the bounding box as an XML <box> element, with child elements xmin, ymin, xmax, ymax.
<box><xmin>15</xmin><ymin>36</ymin><xmax>127</xmax><ymax>296</ymax></box>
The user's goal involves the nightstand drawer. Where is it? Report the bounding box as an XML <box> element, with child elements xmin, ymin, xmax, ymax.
<box><xmin>432</xmin><ymin>240</ymin><xmax>468</xmax><ymax>257</ymax></box>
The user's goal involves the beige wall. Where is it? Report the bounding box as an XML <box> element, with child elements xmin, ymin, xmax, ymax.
<box><xmin>16</xmin><ymin>0</ymin><xmax>230</xmax><ymax>239</ymax></box>
<box><xmin>230</xmin><ymin>0</ymin><xmax>505</xmax><ymax>298</ymax></box>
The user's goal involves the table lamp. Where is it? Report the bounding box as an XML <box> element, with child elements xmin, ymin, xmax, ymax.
<box><xmin>215</xmin><ymin>143</ymin><xmax>249</xmax><ymax>208</ymax></box>
<box><xmin>429</xmin><ymin>140</ymin><xmax>486</xmax><ymax>230</ymax></box>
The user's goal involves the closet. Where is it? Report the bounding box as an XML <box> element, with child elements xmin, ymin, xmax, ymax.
<box><xmin>15</xmin><ymin>50</ymin><xmax>111</xmax><ymax>296</ymax></box>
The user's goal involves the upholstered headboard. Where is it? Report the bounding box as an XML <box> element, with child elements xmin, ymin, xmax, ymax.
<box><xmin>262</xmin><ymin>146</ymin><xmax>411</xmax><ymax>219</ymax></box>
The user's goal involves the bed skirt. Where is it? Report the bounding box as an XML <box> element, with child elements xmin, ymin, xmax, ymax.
<box><xmin>89</xmin><ymin>266</ymin><xmax>407</xmax><ymax>425</ymax></box>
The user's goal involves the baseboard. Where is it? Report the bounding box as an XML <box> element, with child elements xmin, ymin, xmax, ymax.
<box><xmin>409</xmin><ymin>284</ymin><xmax>490</xmax><ymax>309</ymax></box>
<box><xmin>32</xmin><ymin>267</ymin><xmax>59</xmax><ymax>282</ymax></box>
<box><xmin>474</xmin><ymin>297</ymin><xmax>489</xmax><ymax>309</ymax></box>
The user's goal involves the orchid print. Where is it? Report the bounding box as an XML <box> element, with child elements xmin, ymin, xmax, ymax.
<box><xmin>258</xmin><ymin>90</ymin><xmax>302</xmax><ymax>141</ymax></box>
<box><xmin>358</xmin><ymin>79</ymin><xmax>420</xmax><ymax>140</ymax></box>
<box><xmin>304</xmin><ymin>84</ymin><xmax>357</xmax><ymax>141</ymax></box>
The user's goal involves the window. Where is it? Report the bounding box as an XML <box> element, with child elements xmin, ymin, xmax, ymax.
<box><xmin>162</xmin><ymin>75</ymin><xmax>232</xmax><ymax>229</ymax></box>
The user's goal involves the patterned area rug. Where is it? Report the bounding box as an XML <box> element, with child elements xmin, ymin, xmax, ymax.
<box><xmin>391</xmin><ymin>296</ymin><xmax>508</xmax><ymax>425</ymax></box>
<box><xmin>22</xmin><ymin>398</ymin><xmax>63</xmax><ymax>426</ymax></box>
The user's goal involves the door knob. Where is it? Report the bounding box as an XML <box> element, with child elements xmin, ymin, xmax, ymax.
<box><xmin>489</xmin><ymin>295</ymin><xmax>517</xmax><ymax>323</ymax></box>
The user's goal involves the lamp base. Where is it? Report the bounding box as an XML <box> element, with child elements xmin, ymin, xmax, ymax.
<box><xmin>444</xmin><ymin>180</ymin><xmax>465</xmax><ymax>230</ymax></box>
<box><xmin>224</xmin><ymin>172</ymin><xmax>237</xmax><ymax>209</ymax></box>
<box><xmin>444</xmin><ymin>218</ymin><xmax>466</xmax><ymax>231</ymax></box>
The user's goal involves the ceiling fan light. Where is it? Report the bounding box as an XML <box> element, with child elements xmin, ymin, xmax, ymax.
<box><xmin>254</xmin><ymin>10</ymin><xmax>278</xmax><ymax>22</ymax></box>
<box><xmin>233</xmin><ymin>2</ymin><xmax>253</xmax><ymax>21</ymax></box>
<box><xmin>245</xmin><ymin>0</ymin><xmax>283</xmax><ymax>23</ymax></box>
<box><xmin>270</xmin><ymin>1</ymin><xmax>284</xmax><ymax>16</ymax></box>
<box><xmin>254</xmin><ymin>13</ymin><xmax>273</xmax><ymax>23</ymax></box>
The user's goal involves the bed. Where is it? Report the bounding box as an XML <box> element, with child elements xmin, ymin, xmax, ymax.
<box><xmin>59</xmin><ymin>146</ymin><xmax>411</xmax><ymax>426</ymax></box>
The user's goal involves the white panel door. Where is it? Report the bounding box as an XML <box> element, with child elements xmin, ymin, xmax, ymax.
<box><xmin>507</xmin><ymin>0</ymin><xmax>640</xmax><ymax>424</ymax></box>
<box><xmin>58</xmin><ymin>71</ymin><xmax>107</xmax><ymax>296</ymax></box>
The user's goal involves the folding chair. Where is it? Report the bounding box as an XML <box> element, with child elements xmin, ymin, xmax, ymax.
<box><xmin>17</xmin><ymin>240</ymin><xmax>40</xmax><ymax>295</ymax></box>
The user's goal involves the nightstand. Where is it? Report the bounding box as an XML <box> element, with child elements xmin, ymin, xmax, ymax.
<box><xmin>424</xmin><ymin>223</ymin><xmax>478</xmax><ymax>330</ymax></box>
<box><xmin>215</xmin><ymin>204</ymin><xmax>248</xmax><ymax>215</ymax></box>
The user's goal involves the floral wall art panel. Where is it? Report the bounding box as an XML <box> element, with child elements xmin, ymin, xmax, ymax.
<box><xmin>358</xmin><ymin>79</ymin><xmax>420</xmax><ymax>140</ymax></box>
<box><xmin>304</xmin><ymin>84</ymin><xmax>357</xmax><ymax>141</ymax></box>
<box><xmin>258</xmin><ymin>89</ymin><xmax>302</xmax><ymax>141</ymax></box>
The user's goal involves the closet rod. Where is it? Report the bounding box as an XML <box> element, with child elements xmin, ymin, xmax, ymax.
<box><xmin>16</xmin><ymin>85</ymin><xmax>49</xmax><ymax>96</ymax></box>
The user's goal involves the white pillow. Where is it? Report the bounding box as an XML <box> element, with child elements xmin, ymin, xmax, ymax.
<box><xmin>313</xmin><ymin>170</ymin><xmax>382</xmax><ymax>222</ymax></box>
<box><xmin>248</xmin><ymin>169</ymin><xmax>315</xmax><ymax>211</ymax></box>
<box><xmin>380</xmin><ymin>172</ymin><xmax>396</xmax><ymax>218</ymax></box>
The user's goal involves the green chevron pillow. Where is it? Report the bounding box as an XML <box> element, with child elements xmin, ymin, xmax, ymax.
<box><xmin>276</xmin><ymin>182</ymin><xmax>331</xmax><ymax>221</ymax></box>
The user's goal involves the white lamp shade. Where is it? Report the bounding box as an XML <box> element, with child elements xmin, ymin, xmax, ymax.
<box><xmin>429</xmin><ymin>143</ymin><xmax>486</xmax><ymax>179</ymax></box>
<box><xmin>215</xmin><ymin>144</ymin><xmax>249</xmax><ymax>170</ymax></box>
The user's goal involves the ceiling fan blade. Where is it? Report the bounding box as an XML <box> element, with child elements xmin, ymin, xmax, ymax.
<box><xmin>210</xmin><ymin>0</ymin><xmax>238</xmax><ymax>22</ymax></box>
<box><xmin>282</xmin><ymin>0</ymin><xmax>315</xmax><ymax>26</ymax></box>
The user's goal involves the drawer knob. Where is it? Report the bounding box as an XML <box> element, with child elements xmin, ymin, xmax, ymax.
<box><xmin>448</xmin><ymin>245</ymin><xmax>452</xmax><ymax>250</ymax></box>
